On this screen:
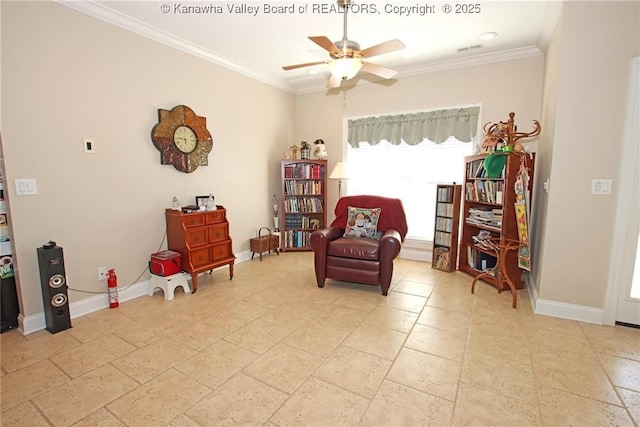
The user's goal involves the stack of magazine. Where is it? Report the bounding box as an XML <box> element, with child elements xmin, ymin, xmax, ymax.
<box><xmin>467</xmin><ymin>208</ymin><xmax>503</xmax><ymax>229</ymax></box>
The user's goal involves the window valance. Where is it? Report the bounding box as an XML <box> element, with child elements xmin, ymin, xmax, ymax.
<box><xmin>347</xmin><ymin>106</ymin><xmax>480</xmax><ymax>147</ymax></box>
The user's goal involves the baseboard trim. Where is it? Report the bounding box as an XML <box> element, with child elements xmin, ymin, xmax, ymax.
<box><xmin>534</xmin><ymin>299</ymin><xmax>604</xmax><ymax>324</ymax></box>
<box><xmin>400</xmin><ymin>247</ymin><xmax>431</xmax><ymax>262</ymax></box>
<box><xmin>19</xmin><ymin>280</ymin><xmax>151</xmax><ymax>335</ymax></box>
<box><xmin>400</xmin><ymin>238</ymin><xmax>432</xmax><ymax>262</ymax></box>
<box><xmin>19</xmin><ymin>250</ymin><xmax>253</xmax><ymax>335</ymax></box>
<box><xmin>526</xmin><ymin>276</ymin><xmax>604</xmax><ymax>324</ymax></box>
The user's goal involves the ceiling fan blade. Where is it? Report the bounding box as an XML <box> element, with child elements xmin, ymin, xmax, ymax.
<box><xmin>309</xmin><ymin>36</ymin><xmax>341</xmax><ymax>56</ymax></box>
<box><xmin>282</xmin><ymin>61</ymin><xmax>326</xmax><ymax>71</ymax></box>
<box><xmin>360</xmin><ymin>39</ymin><xmax>405</xmax><ymax>58</ymax></box>
<box><xmin>361</xmin><ymin>62</ymin><xmax>398</xmax><ymax>79</ymax></box>
<box><xmin>326</xmin><ymin>75</ymin><xmax>343</xmax><ymax>89</ymax></box>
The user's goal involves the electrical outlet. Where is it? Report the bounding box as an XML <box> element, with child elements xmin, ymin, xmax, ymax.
<box><xmin>98</xmin><ymin>267</ymin><xmax>107</xmax><ymax>280</ymax></box>
<box><xmin>83</xmin><ymin>138</ymin><xmax>95</xmax><ymax>153</ymax></box>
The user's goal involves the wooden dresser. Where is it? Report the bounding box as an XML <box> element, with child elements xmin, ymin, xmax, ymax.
<box><xmin>165</xmin><ymin>207</ymin><xmax>235</xmax><ymax>292</ymax></box>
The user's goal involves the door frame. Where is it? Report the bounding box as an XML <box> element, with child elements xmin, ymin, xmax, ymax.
<box><xmin>603</xmin><ymin>56</ymin><xmax>640</xmax><ymax>326</ymax></box>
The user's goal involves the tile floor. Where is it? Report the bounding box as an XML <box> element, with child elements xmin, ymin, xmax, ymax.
<box><xmin>1</xmin><ymin>252</ymin><xmax>639</xmax><ymax>426</ymax></box>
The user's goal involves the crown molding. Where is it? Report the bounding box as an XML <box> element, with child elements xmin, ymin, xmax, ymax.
<box><xmin>55</xmin><ymin>0</ymin><xmax>297</xmax><ymax>94</ymax></box>
<box><xmin>294</xmin><ymin>46</ymin><xmax>543</xmax><ymax>95</ymax></box>
<box><xmin>398</xmin><ymin>46</ymin><xmax>543</xmax><ymax>78</ymax></box>
<box><xmin>56</xmin><ymin>1</ymin><xmax>541</xmax><ymax>96</ymax></box>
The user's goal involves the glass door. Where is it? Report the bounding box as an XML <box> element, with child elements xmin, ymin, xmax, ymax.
<box><xmin>610</xmin><ymin>57</ymin><xmax>640</xmax><ymax>326</ymax></box>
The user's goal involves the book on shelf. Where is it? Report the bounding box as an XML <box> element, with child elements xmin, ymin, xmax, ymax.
<box><xmin>436</xmin><ymin>186</ymin><xmax>456</xmax><ymax>202</ymax></box>
<box><xmin>284</xmin><ymin>197</ymin><xmax>324</xmax><ymax>213</ymax></box>
<box><xmin>284</xmin><ymin>214</ymin><xmax>323</xmax><ymax>229</ymax></box>
<box><xmin>466</xmin><ymin>246</ymin><xmax>497</xmax><ymax>273</ymax></box>
<box><xmin>283</xmin><ymin>230</ymin><xmax>313</xmax><ymax>248</ymax></box>
<box><xmin>434</xmin><ymin>230</ymin><xmax>452</xmax><ymax>246</ymax></box>
<box><xmin>465</xmin><ymin>180</ymin><xmax>504</xmax><ymax>203</ymax></box>
<box><xmin>436</xmin><ymin>202</ymin><xmax>454</xmax><ymax>217</ymax></box>
<box><xmin>435</xmin><ymin>217</ymin><xmax>454</xmax><ymax>232</ymax></box>
<box><xmin>284</xmin><ymin>180</ymin><xmax>324</xmax><ymax>195</ymax></box>
<box><xmin>466</xmin><ymin>157</ymin><xmax>505</xmax><ymax>179</ymax></box>
<box><xmin>283</xmin><ymin>163</ymin><xmax>325</xmax><ymax>180</ymax></box>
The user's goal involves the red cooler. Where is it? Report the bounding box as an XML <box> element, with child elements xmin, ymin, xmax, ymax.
<box><xmin>149</xmin><ymin>250</ymin><xmax>182</xmax><ymax>277</ymax></box>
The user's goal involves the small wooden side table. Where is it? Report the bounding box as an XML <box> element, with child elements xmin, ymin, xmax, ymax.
<box><xmin>470</xmin><ymin>237</ymin><xmax>521</xmax><ymax>308</ymax></box>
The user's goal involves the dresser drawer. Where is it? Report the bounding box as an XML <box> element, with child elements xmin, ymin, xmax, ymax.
<box><xmin>208</xmin><ymin>224</ymin><xmax>228</xmax><ymax>243</ymax></box>
<box><xmin>186</xmin><ymin>228</ymin><xmax>207</xmax><ymax>247</ymax></box>
<box><xmin>211</xmin><ymin>241</ymin><xmax>232</xmax><ymax>261</ymax></box>
<box><xmin>205</xmin><ymin>210</ymin><xmax>226</xmax><ymax>224</ymax></box>
<box><xmin>165</xmin><ymin>207</ymin><xmax>235</xmax><ymax>286</ymax></box>
<box><xmin>182</xmin><ymin>213</ymin><xmax>205</xmax><ymax>228</ymax></box>
<box><xmin>190</xmin><ymin>247</ymin><xmax>211</xmax><ymax>268</ymax></box>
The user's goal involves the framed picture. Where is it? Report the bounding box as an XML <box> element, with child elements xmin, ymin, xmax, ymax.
<box><xmin>0</xmin><ymin>214</ymin><xmax>6</xmax><ymax>225</ymax></box>
<box><xmin>195</xmin><ymin>196</ymin><xmax>213</xmax><ymax>210</ymax></box>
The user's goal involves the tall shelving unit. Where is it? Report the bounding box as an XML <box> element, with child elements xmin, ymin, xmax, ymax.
<box><xmin>0</xmin><ymin>163</ymin><xmax>18</xmax><ymax>332</ymax></box>
<box><xmin>458</xmin><ymin>153</ymin><xmax>535</xmax><ymax>289</ymax></box>
<box><xmin>432</xmin><ymin>184</ymin><xmax>462</xmax><ymax>272</ymax></box>
<box><xmin>280</xmin><ymin>159</ymin><xmax>327</xmax><ymax>251</ymax></box>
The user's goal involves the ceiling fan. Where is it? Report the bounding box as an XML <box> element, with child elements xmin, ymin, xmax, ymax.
<box><xmin>282</xmin><ymin>0</ymin><xmax>405</xmax><ymax>88</ymax></box>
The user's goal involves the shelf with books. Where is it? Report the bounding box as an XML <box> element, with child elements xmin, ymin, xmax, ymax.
<box><xmin>458</xmin><ymin>153</ymin><xmax>535</xmax><ymax>289</ymax></box>
<box><xmin>280</xmin><ymin>159</ymin><xmax>327</xmax><ymax>251</ymax></box>
<box><xmin>432</xmin><ymin>184</ymin><xmax>461</xmax><ymax>272</ymax></box>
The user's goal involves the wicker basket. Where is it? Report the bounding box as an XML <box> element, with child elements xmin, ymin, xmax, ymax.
<box><xmin>250</xmin><ymin>227</ymin><xmax>279</xmax><ymax>261</ymax></box>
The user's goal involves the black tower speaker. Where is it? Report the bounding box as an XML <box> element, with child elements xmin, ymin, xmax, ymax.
<box><xmin>37</xmin><ymin>243</ymin><xmax>72</xmax><ymax>333</ymax></box>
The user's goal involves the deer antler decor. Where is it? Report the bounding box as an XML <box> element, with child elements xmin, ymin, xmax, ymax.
<box><xmin>482</xmin><ymin>112</ymin><xmax>541</xmax><ymax>154</ymax></box>
<box><xmin>505</xmin><ymin>112</ymin><xmax>541</xmax><ymax>153</ymax></box>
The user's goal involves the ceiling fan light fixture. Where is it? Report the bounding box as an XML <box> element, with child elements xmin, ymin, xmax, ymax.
<box><xmin>328</xmin><ymin>57</ymin><xmax>363</xmax><ymax>80</ymax></box>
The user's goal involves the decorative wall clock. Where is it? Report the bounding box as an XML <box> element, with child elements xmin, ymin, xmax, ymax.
<box><xmin>151</xmin><ymin>105</ymin><xmax>213</xmax><ymax>173</ymax></box>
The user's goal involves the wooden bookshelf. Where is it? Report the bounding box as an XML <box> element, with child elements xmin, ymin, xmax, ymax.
<box><xmin>458</xmin><ymin>153</ymin><xmax>535</xmax><ymax>289</ymax></box>
<box><xmin>432</xmin><ymin>184</ymin><xmax>462</xmax><ymax>272</ymax></box>
<box><xmin>280</xmin><ymin>159</ymin><xmax>327</xmax><ymax>251</ymax></box>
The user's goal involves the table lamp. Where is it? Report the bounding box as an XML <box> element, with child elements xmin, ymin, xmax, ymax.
<box><xmin>329</xmin><ymin>162</ymin><xmax>349</xmax><ymax>197</ymax></box>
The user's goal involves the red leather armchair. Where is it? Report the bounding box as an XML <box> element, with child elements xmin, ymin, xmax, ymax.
<box><xmin>310</xmin><ymin>195</ymin><xmax>408</xmax><ymax>296</ymax></box>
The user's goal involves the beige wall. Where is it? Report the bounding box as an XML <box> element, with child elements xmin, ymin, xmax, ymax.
<box><xmin>1</xmin><ymin>1</ymin><xmax>295</xmax><ymax>318</ymax></box>
<box><xmin>531</xmin><ymin>5</ymin><xmax>563</xmax><ymax>295</ymax></box>
<box><xmin>536</xmin><ymin>1</ymin><xmax>640</xmax><ymax>308</ymax></box>
<box><xmin>295</xmin><ymin>56</ymin><xmax>545</xmax><ymax>217</ymax></box>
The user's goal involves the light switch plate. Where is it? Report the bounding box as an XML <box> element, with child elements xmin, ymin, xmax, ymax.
<box><xmin>15</xmin><ymin>179</ymin><xmax>38</xmax><ymax>196</ymax></box>
<box><xmin>591</xmin><ymin>179</ymin><xmax>612</xmax><ymax>195</ymax></box>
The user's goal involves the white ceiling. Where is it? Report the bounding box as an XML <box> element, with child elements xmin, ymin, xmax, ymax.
<box><xmin>59</xmin><ymin>1</ymin><xmax>553</xmax><ymax>93</ymax></box>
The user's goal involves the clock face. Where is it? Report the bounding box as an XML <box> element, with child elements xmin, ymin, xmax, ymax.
<box><xmin>173</xmin><ymin>126</ymin><xmax>197</xmax><ymax>153</ymax></box>
<box><xmin>151</xmin><ymin>105</ymin><xmax>213</xmax><ymax>173</ymax></box>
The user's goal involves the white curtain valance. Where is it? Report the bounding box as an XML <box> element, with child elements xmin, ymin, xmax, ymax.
<box><xmin>347</xmin><ymin>106</ymin><xmax>480</xmax><ymax>147</ymax></box>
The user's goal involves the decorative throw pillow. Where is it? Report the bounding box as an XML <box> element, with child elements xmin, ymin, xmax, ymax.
<box><xmin>344</xmin><ymin>206</ymin><xmax>381</xmax><ymax>238</ymax></box>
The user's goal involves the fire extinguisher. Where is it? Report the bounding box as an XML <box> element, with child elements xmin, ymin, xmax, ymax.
<box><xmin>107</xmin><ymin>268</ymin><xmax>119</xmax><ymax>309</ymax></box>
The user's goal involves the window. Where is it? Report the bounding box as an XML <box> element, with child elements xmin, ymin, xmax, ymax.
<box><xmin>346</xmin><ymin>137</ymin><xmax>474</xmax><ymax>241</ymax></box>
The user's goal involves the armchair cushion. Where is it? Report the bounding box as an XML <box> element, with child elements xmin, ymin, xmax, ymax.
<box><xmin>344</xmin><ymin>206</ymin><xmax>381</xmax><ymax>238</ymax></box>
<box><xmin>328</xmin><ymin>236</ymin><xmax>380</xmax><ymax>260</ymax></box>
<box><xmin>332</xmin><ymin>195</ymin><xmax>408</xmax><ymax>241</ymax></box>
